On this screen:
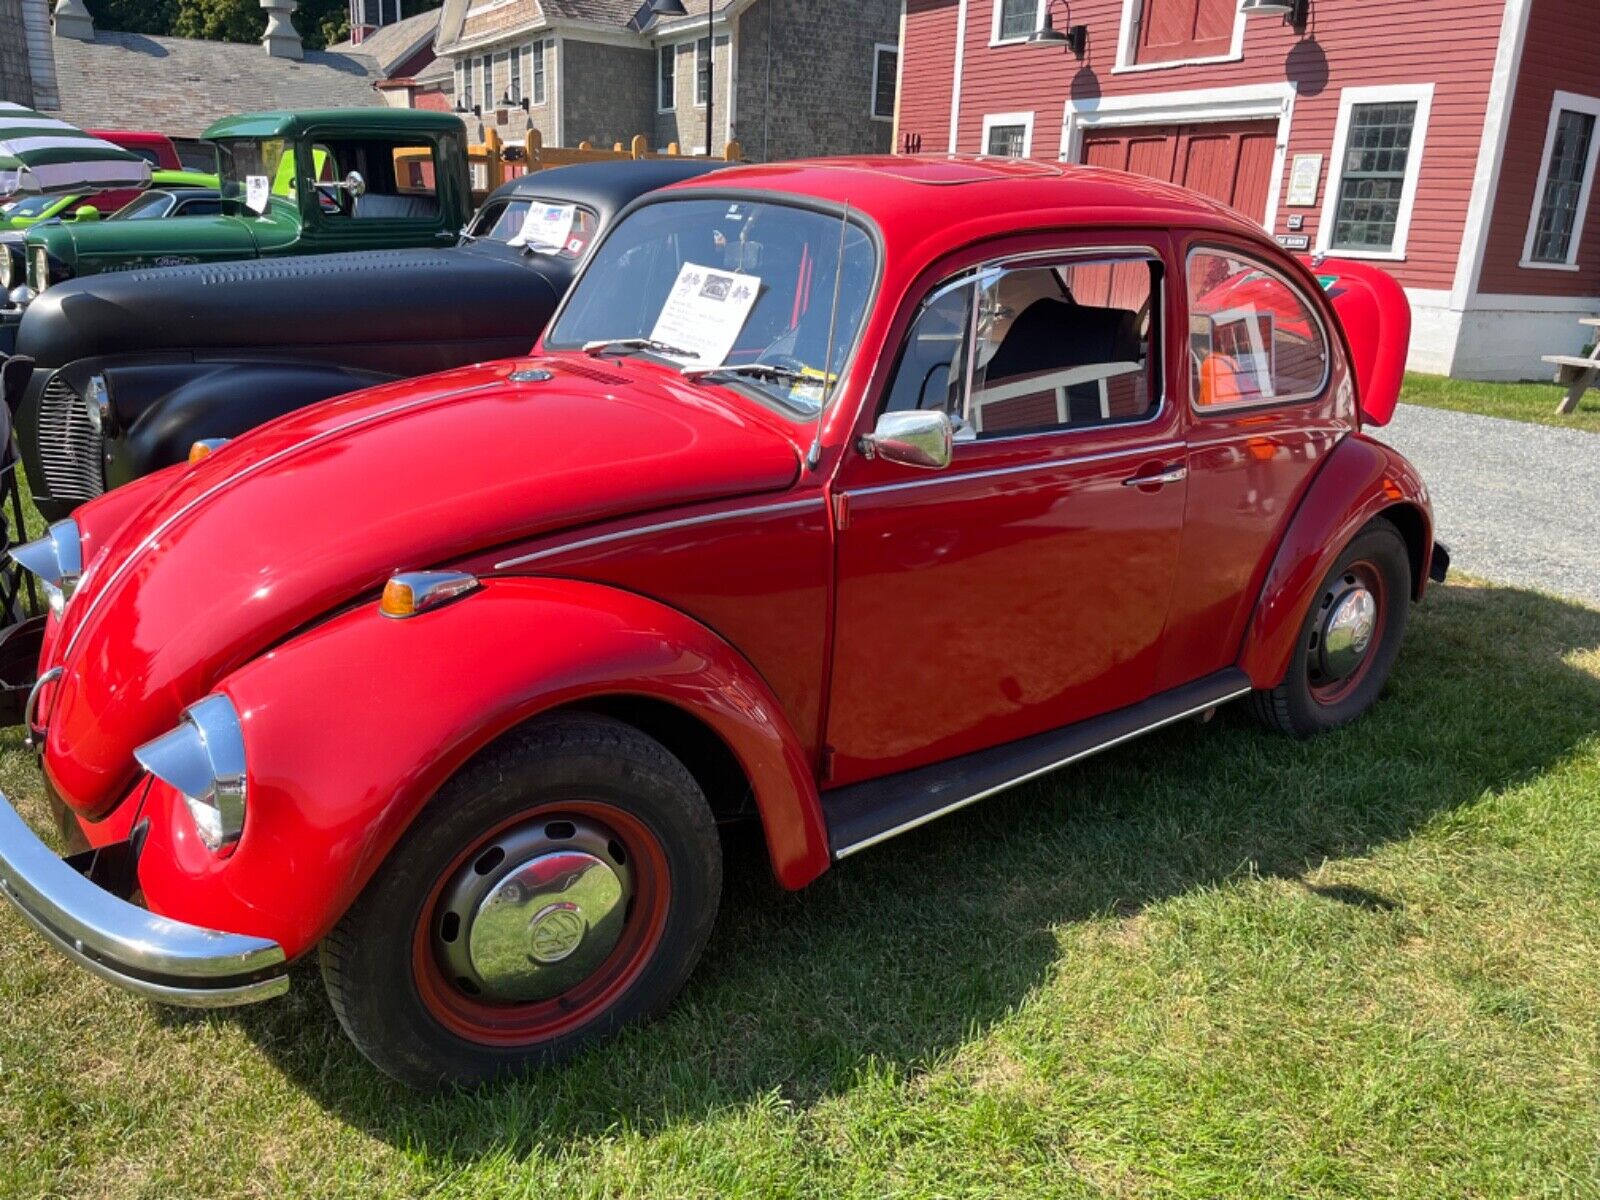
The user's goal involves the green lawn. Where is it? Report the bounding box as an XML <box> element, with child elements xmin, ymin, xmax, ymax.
<box><xmin>1</xmin><ymin>574</ymin><xmax>1596</xmax><ymax>1198</ymax></box>
<box><xmin>1401</xmin><ymin>371</ymin><xmax>1600</xmax><ymax>433</ymax></box>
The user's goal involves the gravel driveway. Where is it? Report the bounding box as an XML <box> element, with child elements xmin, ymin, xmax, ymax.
<box><xmin>1374</xmin><ymin>404</ymin><xmax>1599</xmax><ymax>607</ymax></box>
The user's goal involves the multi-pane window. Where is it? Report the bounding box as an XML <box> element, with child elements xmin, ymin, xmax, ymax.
<box><xmin>496</xmin><ymin>50</ymin><xmax>512</xmax><ymax>105</ymax></box>
<box><xmin>507</xmin><ymin>46</ymin><xmax>522</xmax><ymax>105</ymax></box>
<box><xmin>695</xmin><ymin>36</ymin><xmax>711</xmax><ymax>106</ymax></box>
<box><xmin>995</xmin><ymin>0</ymin><xmax>1038</xmax><ymax>41</ymax></box>
<box><xmin>1530</xmin><ymin>107</ymin><xmax>1597</xmax><ymax>264</ymax></box>
<box><xmin>1330</xmin><ymin>101</ymin><xmax>1418</xmax><ymax>253</ymax></box>
<box><xmin>882</xmin><ymin>256</ymin><xmax>1159</xmax><ymax>438</ymax></box>
<box><xmin>456</xmin><ymin>60</ymin><xmax>470</xmax><ymax>109</ymax></box>
<box><xmin>872</xmin><ymin>45</ymin><xmax>898</xmax><ymax>121</ymax></box>
<box><xmin>1187</xmin><ymin>249</ymin><xmax>1329</xmax><ymax>408</ymax></box>
<box><xmin>528</xmin><ymin>40</ymin><xmax>547</xmax><ymax>106</ymax></box>
<box><xmin>985</xmin><ymin>123</ymin><xmax>1027</xmax><ymax>157</ymax></box>
<box><xmin>476</xmin><ymin>56</ymin><xmax>490</xmax><ymax>113</ymax></box>
<box><xmin>658</xmin><ymin>44</ymin><xmax>675</xmax><ymax>111</ymax></box>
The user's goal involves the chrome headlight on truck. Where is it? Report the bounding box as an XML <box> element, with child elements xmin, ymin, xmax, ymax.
<box><xmin>135</xmin><ymin>694</ymin><xmax>248</xmax><ymax>851</ymax></box>
<box><xmin>0</xmin><ymin>247</ymin><xmax>11</xmax><ymax>291</ymax></box>
<box><xmin>9</xmin><ymin>519</ymin><xmax>82</xmax><ymax>616</ymax></box>
<box><xmin>30</xmin><ymin>245</ymin><xmax>49</xmax><ymax>292</ymax></box>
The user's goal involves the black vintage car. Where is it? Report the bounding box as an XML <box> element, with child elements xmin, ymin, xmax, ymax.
<box><xmin>7</xmin><ymin>157</ymin><xmax>729</xmax><ymax>522</ymax></box>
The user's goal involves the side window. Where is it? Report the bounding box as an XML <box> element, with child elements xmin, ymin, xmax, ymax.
<box><xmin>1187</xmin><ymin>248</ymin><xmax>1329</xmax><ymax>409</ymax></box>
<box><xmin>883</xmin><ymin>255</ymin><xmax>1160</xmax><ymax>439</ymax></box>
<box><xmin>176</xmin><ymin>197</ymin><xmax>222</xmax><ymax>217</ymax></box>
<box><xmin>313</xmin><ymin>137</ymin><xmax>443</xmax><ymax>222</ymax></box>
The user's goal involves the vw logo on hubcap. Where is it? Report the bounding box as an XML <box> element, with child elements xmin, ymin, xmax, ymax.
<box><xmin>527</xmin><ymin>903</ymin><xmax>586</xmax><ymax>964</ymax></box>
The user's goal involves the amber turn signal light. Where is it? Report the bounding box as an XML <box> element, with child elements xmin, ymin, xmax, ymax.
<box><xmin>379</xmin><ymin>571</ymin><xmax>479</xmax><ymax>619</ymax></box>
<box><xmin>188</xmin><ymin>437</ymin><xmax>229</xmax><ymax>465</ymax></box>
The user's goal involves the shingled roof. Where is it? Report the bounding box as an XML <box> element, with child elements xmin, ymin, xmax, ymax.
<box><xmin>328</xmin><ymin>7</ymin><xmax>440</xmax><ymax>76</ymax></box>
<box><xmin>45</xmin><ymin>31</ymin><xmax>384</xmax><ymax>139</ymax></box>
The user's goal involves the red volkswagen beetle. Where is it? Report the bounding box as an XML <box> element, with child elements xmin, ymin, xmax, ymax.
<box><xmin>0</xmin><ymin>157</ymin><xmax>1444</xmax><ymax>1087</ymax></box>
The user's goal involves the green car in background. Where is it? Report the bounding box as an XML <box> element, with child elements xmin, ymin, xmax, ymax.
<box><xmin>1</xmin><ymin>169</ymin><xmax>219</xmax><ymax>230</ymax></box>
<box><xmin>20</xmin><ymin>108</ymin><xmax>472</xmax><ymax>299</ymax></box>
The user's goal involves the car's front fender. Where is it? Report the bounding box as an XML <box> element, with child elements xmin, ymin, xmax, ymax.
<box><xmin>131</xmin><ymin>576</ymin><xmax>830</xmax><ymax>960</ymax></box>
<box><xmin>1237</xmin><ymin>433</ymin><xmax>1435</xmax><ymax>690</ymax></box>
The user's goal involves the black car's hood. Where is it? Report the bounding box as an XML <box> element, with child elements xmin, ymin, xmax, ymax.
<box><xmin>16</xmin><ymin>244</ymin><xmax>564</xmax><ymax>367</ymax></box>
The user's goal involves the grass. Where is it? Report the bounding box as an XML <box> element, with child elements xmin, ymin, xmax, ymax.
<box><xmin>1401</xmin><ymin>370</ymin><xmax>1600</xmax><ymax>433</ymax></box>
<box><xmin>0</xmin><ymin>534</ymin><xmax>1597</xmax><ymax>1193</ymax></box>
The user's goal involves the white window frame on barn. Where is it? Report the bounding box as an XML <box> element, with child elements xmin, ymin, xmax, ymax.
<box><xmin>1111</xmin><ymin>0</ymin><xmax>1248</xmax><ymax>74</ymax></box>
<box><xmin>1519</xmin><ymin>90</ymin><xmax>1600</xmax><ymax>272</ymax></box>
<box><xmin>990</xmin><ymin>0</ymin><xmax>1045</xmax><ymax>47</ymax></box>
<box><xmin>528</xmin><ymin>39</ymin><xmax>548</xmax><ymax>107</ymax></box>
<box><xmin>657</xmin><ymin>44</ymin><xmax>676</xmax><ymax>113</ymax></box>
<box><xmin>1315</xmin><ymin>83</ymin><xmax>1435</xmax><ymax>263</ymax></box>
<box><xmin>871</xmin><ymin>43</ymin><xmax>898</xmax><ymax>122</ymax></box>
<box><xmin>982</xmin><ymin>111</ymin><xmax>1034</xmax><ymax>158</ymax></box>
<box><xmin>694</xmin><ymin>36</ymin><xmax>712</xmax><ymax>109</ymax></box>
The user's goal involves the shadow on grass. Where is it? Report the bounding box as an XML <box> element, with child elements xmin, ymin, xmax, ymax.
<box><xmin>222</xmin><ymin>581</ymin><xmax>1600</xmax><ymax>1156</ymax></box>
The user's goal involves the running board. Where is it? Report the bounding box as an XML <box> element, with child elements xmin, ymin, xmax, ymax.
<box><xmin>823</xmin><ymin>669</ymin><xmax>1252</xmax><ymax>859</ymax></box>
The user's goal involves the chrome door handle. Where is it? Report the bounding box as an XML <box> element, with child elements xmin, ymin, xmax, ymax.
<box><xmin>1122</xmin><ymin>465</ymin><xmax>1187</xmax><ymax>488</ymax></box>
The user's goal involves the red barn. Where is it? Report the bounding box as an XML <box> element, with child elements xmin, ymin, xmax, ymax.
<box><xmin>893</xmin><ymin>0</ymin><xmax>1599</xmax><ymax>379</ymax></box>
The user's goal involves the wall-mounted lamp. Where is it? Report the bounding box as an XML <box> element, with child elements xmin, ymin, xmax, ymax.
<box><xmin>500</xmin><ymin>91</ymin><xmax>531</xmax><ymax>113</ymax></box>
<box><xmin>1240</xmin><ymin>0</ymin><xmax>1309</xmax><ymax>26</ymax></box>
<box><xmin>453</xmin><ymin>99</ymin><xmax>481</xmax><ymax>118</ymax></box>
<box><xmin>1027</xmin><ymin>5</ymin><xmax>1087</xmax><ymax>56</ymax></box>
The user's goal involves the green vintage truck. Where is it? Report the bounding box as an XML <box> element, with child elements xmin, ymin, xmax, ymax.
<box><xmin>21</xmin><ymin>108</ymin><xmax>472</xmax><ymax>297</ymax></box>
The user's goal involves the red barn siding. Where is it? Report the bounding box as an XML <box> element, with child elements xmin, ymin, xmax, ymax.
<box><xmin>1477</xmin><ymin>0</ymin><xmax>1600</xmax><ymax>296</ymax></box>
<box><xmin>898</xmin><ymin>0</ymin><xmax>1507</xmax><ymax>292</ymax></box>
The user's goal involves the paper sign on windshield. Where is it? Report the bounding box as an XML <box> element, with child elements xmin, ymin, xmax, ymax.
<box><xmin>511</xmin><ymin>202</ymin><xmax>576</xmax><ymax>250</ymax></box>
<box><xmin>648</xmin><ymin>261</ymin><xmax>762</xmax><ymax>366</ymax></box>
<box><xmin>245</xmin><ymin>174</ymin><xmax>270</xmax><ymax>215</ymax></box>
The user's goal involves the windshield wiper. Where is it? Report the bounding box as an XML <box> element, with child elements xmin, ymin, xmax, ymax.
<box><xmin>583</xmin><ymin>338</ymin><xmax>700</xmax><ymax>360</ymax></box>
<box><xmin>681</xmin><ymin>363</ymin><xmax>809</xmax><ymax>384</ymax></box>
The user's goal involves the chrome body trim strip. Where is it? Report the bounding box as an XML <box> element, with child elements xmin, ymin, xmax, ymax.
<box><xmin>495</xmin><ymin>497</ymin><xmax>825</xmax><ymax>570</ymax></box>
<box><xmin>832</xmin><ymin>686</ymin><xmax>1252</xmax><ymax>859</ymax></box>
<box><xmin>0</xmin><ymin>791</ymin><xmax>288</xmax><ymax>1007</ymax></box>
<box><xmin>845</xmin><ymin>440</ymin><xmax>1187</xmax><ymax>497</ymax></box>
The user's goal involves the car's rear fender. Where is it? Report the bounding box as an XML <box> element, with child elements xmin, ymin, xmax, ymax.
<box><xmin>131</xmin><ymin>576</ymin><xmax>830</xmax><ymax>960</ymax></box>
<box><xmin>1237</xmin><ymin>433</ymin><xmax>1435</xmax><ymax>690</ymax></box>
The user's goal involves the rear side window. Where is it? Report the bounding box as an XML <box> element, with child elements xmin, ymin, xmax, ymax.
<box><xmin>883</xmin><ymin>254</ymin><xmax>1161</xmax><ymax>439</ymax></box>
<box><xmin>1187</xmin><ymin>248</ymin><xmax>1329</xmax><ymax>409</ymax></box>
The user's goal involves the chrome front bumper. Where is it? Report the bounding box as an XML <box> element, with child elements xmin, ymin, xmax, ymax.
<box><xmin>0</xmin><ymin>791</ymin><xmax>288</xmax><ymax>1007</ymax></box>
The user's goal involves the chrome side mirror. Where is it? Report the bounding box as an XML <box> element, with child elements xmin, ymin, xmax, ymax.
<box><xmin>860</xmin><ymin>410</ymin><xmax>953</xmax><ymax>471</ymax></box>
<box><xmin>340</xmin><ymin>170</ymin><xmax>366</xmax><ymax>199</ymax></box>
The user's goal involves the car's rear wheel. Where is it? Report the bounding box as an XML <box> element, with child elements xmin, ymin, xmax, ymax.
<box><xmin>320</xmin><ymin>714</ymin><xmax>721</xmax><ymax>1088</ymax></box>
<box><xmin>1251</xmin><ymin>517</ymin><xmax>1411</xmax><ymax>738</ymax></box>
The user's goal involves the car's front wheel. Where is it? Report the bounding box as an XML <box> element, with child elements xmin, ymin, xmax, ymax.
<box><xmin>321</xmin><ymin>714</ymin><xmax>722</xmax><ymax>1088</ymax></box>
<box><xmin>1251</xmin><ymin>516</ymin><xmax>1411</xmax><ymax>738</ymax></box>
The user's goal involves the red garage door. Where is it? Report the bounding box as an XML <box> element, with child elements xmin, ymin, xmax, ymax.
<box><xmin>1081</xmin><ymin>121</ymin><xmax>1278</xmax><ymax>226</ymax></box>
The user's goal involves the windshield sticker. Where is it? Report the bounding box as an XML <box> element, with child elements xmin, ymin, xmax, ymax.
<box><xmin>648</xmin><ymin>261</ymin><xmax>762</xmax><ymax>366</ymax></box>
<box><xmin>511</xmin><ymin>202</ymin><xmax>577</xmax><ymax>251</ymax></box>
<box><xmin>244</xmin><ymin>174</ymin><xmax>270</xmax><ymax>215</ymax></box>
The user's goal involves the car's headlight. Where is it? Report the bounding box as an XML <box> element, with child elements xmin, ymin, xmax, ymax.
<box><xmin>0</xmin><ymin>248</ymin><xmax>12</xmax><ymax>291</ymax></box>
<box><xmin>30</xmin><ymin>245</ymin><xmax>49</xmax><ymax>292</ymax></box>
<box><xmin>85</xmin><ymin>375</ymin><xmax>112</xmax><ymax>436</ymax></box>
<box><xmin>9</xmin><ymin>518</ymin><xmax>82</xmax><ymax>617</ymax></box>
<box><xmin>135</xmin><ymin>694</ymin><xmax>248</xmax><ymax>851</ymax></box>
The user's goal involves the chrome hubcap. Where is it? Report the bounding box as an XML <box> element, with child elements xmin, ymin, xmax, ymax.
<box><xmin>434</xmin><ymin>818</ymin><xmax>632</xmax><ymax>1004</ymax></box>
<box><xmin>1317</xmin><ymin>584</ymin><xmax>1377</xmax><ymax>681</ymax></box>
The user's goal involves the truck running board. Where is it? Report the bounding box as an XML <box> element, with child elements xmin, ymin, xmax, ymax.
<box><xmin>822</xmin><ymin>669</ymin><xmax>1253</xmax><ymax>859</ymax></box>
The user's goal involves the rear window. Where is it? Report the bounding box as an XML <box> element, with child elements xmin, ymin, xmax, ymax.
<box><xmin>1188</xmin><ymin>248</ymin><xmax>1329</xmax><ymax>409</ymax></box>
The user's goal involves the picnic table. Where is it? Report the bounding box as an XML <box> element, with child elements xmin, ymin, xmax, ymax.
<box><xmin>1543</xmin><ymin>316</ymin><xmax>1600</xmax><ymax>414</ymax></box>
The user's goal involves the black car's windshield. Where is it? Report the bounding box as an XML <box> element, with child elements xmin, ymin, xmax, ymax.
<box><xmin>467</xmin><ymin>196</ymin><xmax>598</xmax><ymax>256</ymax></box>
<box><xmin>545</xmin><ymin>197</ymin><xmax>876</xmax><ymax>414</ymax></box>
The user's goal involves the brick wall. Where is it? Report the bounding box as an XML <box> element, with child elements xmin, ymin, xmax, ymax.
<box><xmin>733</xmin><ymin>0</ymin><xmax>897</xmax><ymax>162</ymax></box>
<box><xmin>0</xmin><ymin>0</ymin><xmax>33</xmax><ymax>106</ymax></box>
<box><xmin>564</xmin><ymin>39</ymin><xmax>656</xmax><ymax>149</ymax></box>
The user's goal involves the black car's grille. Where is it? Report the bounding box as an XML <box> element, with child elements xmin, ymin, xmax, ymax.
<box><xmin>37</xmin><ymin>375</ymin><xmax>105</xmax><ymax>504</ymax></box>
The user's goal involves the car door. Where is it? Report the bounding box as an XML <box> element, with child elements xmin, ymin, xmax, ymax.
<box><xmin>1152</xmin><ymin>238</ymin><xmax>1346</xmax><ymax>691</ymax></box>
<box><xmin>824</xmin><ymin>236</ymin><xmax>1189</xmax><ymax>788</ymax></box>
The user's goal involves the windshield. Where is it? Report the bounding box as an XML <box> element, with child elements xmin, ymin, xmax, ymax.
<box><xmin>111</xmin><ymin>192</ymin><xmax>174</xmax><ymax>221</ymax></box>
<box><xmin>215</xmin><ymin>138</ymin><xmax>290</xmax><ymax>213</ymax></box>
<box><xmin>5</xmin><ymin>194</ymin><xmax>66</xmax><ymax>218</ymax></box>
<box><xmin>468</xmin><ymin>196</ymin><xmax>598</xmax><ymax>256</ymax></box>
<box><xmin>545</xmin><ymin>197</ymin><xmax>877</xmax><ymax>414</ymax></box>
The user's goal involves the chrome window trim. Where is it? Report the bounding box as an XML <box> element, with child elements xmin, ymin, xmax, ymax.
<box><xmin>846</xmin><ymin>439</ymin><xmax>1186</xmax><ymax>498</ymax></box>
<box><xmin>495</xmin><ymin>497</ymin><xmax>825</xmax><ymax>570</ymax></box>
<box><xmin>877</xmin><ymin>244</ymin><xmax>1168</xmax><ymax>447</ymax></box>
<box><xmin>832</xmin><ymin>684</ymin><xmax>1253</xmax><ymax>859</ymax></box>
<box><xmin>1183</xmin><ymin>242</ymin><xmax>1333</xmax><ymax>416</ymax></box>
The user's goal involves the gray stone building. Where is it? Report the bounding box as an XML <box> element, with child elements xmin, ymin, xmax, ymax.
<box><xmin>1</xmin><ymin>0</ymin><xmax>59</xmax><ymax>109</ymax></box>
<box><xmin>433</xmin><ymin>0</ymin><xmax>899</xmax><ymax>161</ymax></box>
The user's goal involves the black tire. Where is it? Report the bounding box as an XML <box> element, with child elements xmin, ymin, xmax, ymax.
<box><xmin>1251</xmin><ymin>517</ymin><xmax>1411</xmax><ymax>738</ymax></box>
<box><xmin>320</xmin><ymin>713</ymin><xmax>721</xmax><ymax>1089</ymax></box>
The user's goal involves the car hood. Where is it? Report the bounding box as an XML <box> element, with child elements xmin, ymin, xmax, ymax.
<box><xmin>38</xmin><ymin>214</ymin><xmax>258</xmax><ymax>271</ymax></box>
<box><xmin>43</xmin><ymin>356</ymin><xmax>802</xmax><ymax>815</ymax></box>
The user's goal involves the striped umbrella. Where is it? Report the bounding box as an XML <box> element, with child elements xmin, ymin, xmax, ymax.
<box><xmin>0</xmin><ymin>102</ymin><xmax>152</xmax><ymax>197</ymax></box>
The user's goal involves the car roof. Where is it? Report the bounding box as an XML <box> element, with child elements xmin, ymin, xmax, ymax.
<box><xmin>663</xmin><ymin>155</ymin><xmax>1271</xmax><ymax>257</ymax></box>
<box><xmin>488</xmin><ymin>159</ymin><xmax>733</xmax><ymax>224</ymax></box>
<box><xmin>202</xmin><ymin>109</ymin><xmax>466</xmax><ymax>140</ymax></box>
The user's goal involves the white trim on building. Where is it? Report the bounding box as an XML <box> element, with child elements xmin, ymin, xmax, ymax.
<box><xmin>1314</xmin><ymin>82</ymin><xmax>1435</xmax><ymax>263</ymax></box>
<box><xmin>871</xmin><ymin>42</ymin><xmax>898</xmax><ymax>122</ymax></box>
<box><xmin>1111</xmin><ymin>0</ymin><xmax>1246</xmax><ymax>74</ymax></box>
<box><xmin>1519</xmin><ymin>89</ymin><xmax>1600</xmax><ymax>271</ymax></box>
<box><xmin>989</xmin><ymin>0</ymin><xmax>1045</xmax><ymax>47</ymax></box>
<box><xmin>948</xmin><ymin>0</ymin><xmax>969</xmax><ymax>153</ymax></box>
<box><xmin>982</xmin><ymin>110</ymin><xmax>1034</xmax><ymax>157</ymax></box>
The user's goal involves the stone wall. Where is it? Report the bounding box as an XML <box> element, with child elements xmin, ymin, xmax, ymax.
<box><xmin>653</xmin><ymin>32</ymin><xmax>732</xmax><ymax>154</ymax></box>
<box><xmin>733</xmin><ymin>0</ymin><xmax>898</xmax><ymax>162</ymax></box>
<box><xmin>562</xmin><ymin>39</ymin><xmax>655</xmax><ymax>149</ymax></box>
<box><xmin>0</xmin><ymin>0</ymin><xmax>33</xmax><ymax>106</ymax></box>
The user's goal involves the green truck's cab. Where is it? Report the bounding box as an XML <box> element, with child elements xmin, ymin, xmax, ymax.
<box><xmin>23</xmin><ymin>108</ymin><xmax>471</xmax><ymax>295</ymax></box>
